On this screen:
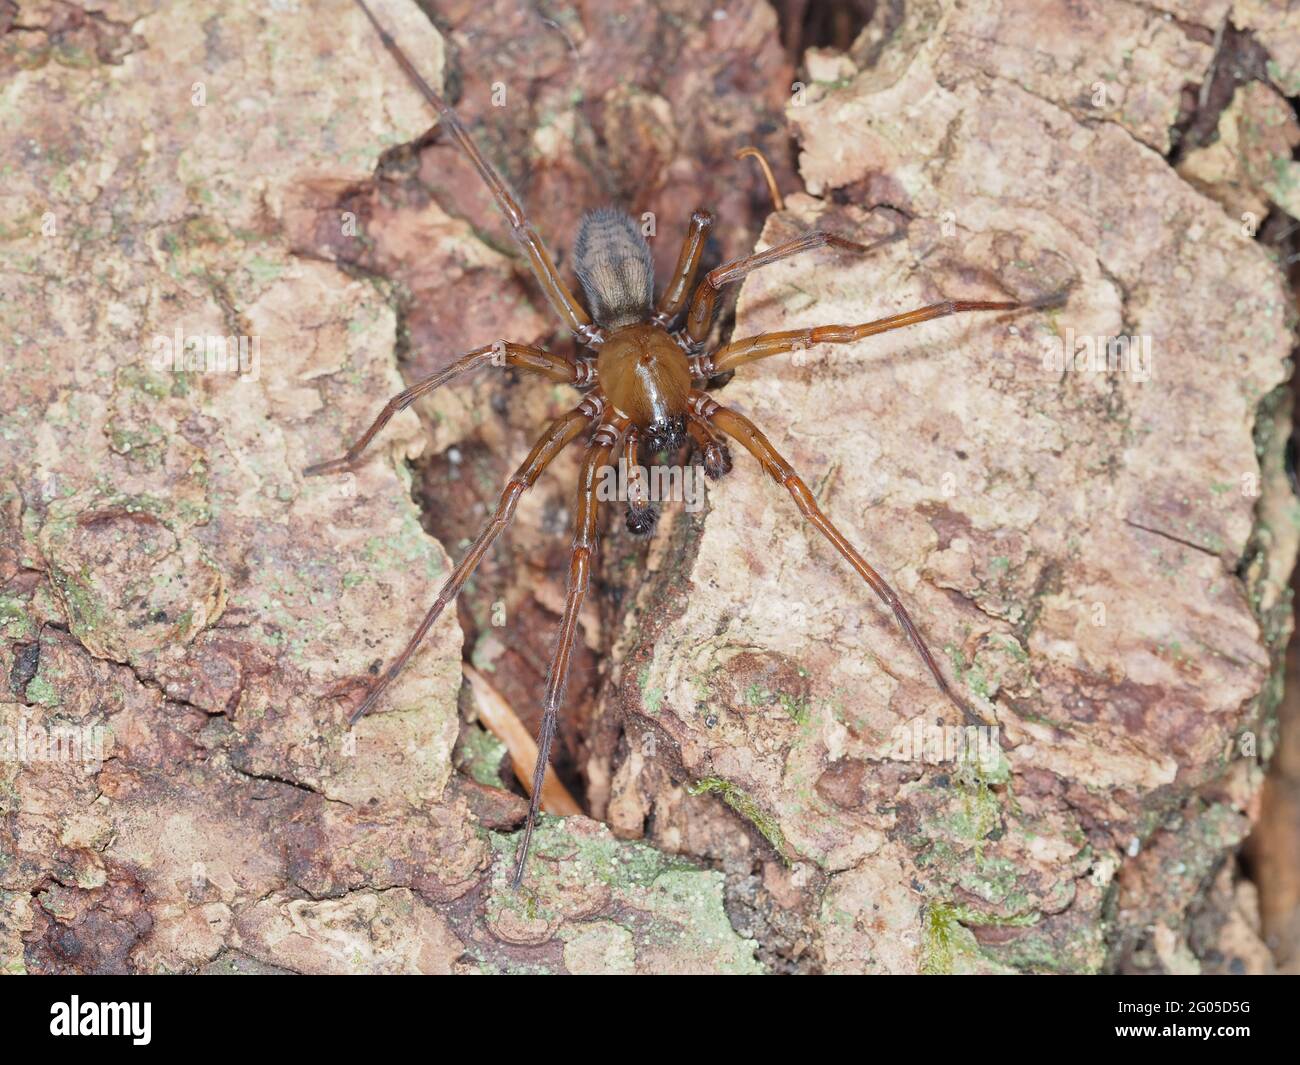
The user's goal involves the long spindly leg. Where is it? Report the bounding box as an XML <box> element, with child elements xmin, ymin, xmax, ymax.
<box><xmin>695</xmin><ymin>393</ymin><xmax>984</xmax><ymax>726</ymax></box>
<box><xmin>304</xmin><ymin>342</ymin><xmax>587</xmax><ymax>477</ymax></box>
<box><xmin>346</xmin><ymin>395</ymin><xmax>602</xmax><ymax>725</ymax></box>
<box><xmin>707</xmin><ymin>291</ymin><xmax>1066</xmax><ymax>376</ymax></box>
<box><xmin>681</xmin><ymin>228</ymin><xmax>903</xmax><ymax>351</ymax></box>
<box><xmin>513</xmin><ymin>413</ymin><xmax>627</xmax><ymax>888</ymax></box>
<box><xmin>653</xmin><ymin>209</ymin><xmax>713</xmax><ymax>327</ymax></box>
<box><xmin>351</xmin><ymin>0</ymin><xmax>600</xmax><ymax>344</ymax></box>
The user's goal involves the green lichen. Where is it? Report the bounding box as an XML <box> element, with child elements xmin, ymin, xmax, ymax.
<box><xmin>0</xmin><ymin>595</ymin><xmax>35</xmax><ymax>639</ymax></box>
<box><xmin>456</xmin><ymin>724</ymin><xmax>507</xmax><ymax>787</ymax></box>
<box><xmin>478</xmin><ymin>819</ymin><xmax>762</xmax><ymax>974</ymax></box>
<box><xmin>491</xmin><ymin>818</ymin><xmax>688</xmax><ymax>902</ymax></box>
<box><xmin>45</xmin><ymin>562</ymin><xmax>110</xmax><ymax>652</ymax></box>
<box><xmin>559</xmin><ymin>919</ymin><xmax>636</xmax><ymax>975</ymax></box>
<box><xmin>116</xmin><ymin>364</ymin><xmax>177</xmax><ymax>400</ymax></box>
<box><xmin>635</xmin><ymin>663</ymin><xmax>663</xmax><ymax>713</ymax></box>
<box><xmin>24</xmin><ymin>674</ymin><xmax>61</xmax><ymax>708</ymax></box>
<box><xmin>637</xmin><ymin>869</ymin><xmax>764</xmax><ymax>974</ymax></box>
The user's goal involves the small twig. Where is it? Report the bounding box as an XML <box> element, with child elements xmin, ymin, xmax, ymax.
<box><xmin>735</xmin><ymin>146</ymin><xmax>785</xmax><ymax>213</ymax></box>
<box><xmin>464</xmin><ymin>664</ymin><xmax>582</xmax><ymax>816</ymax></box>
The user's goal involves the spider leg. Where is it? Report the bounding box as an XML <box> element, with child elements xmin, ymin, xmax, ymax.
<box><xmin>622</xmin><ymin>427</ymin><xmax>658</xmax><ymax>537</ymax></box>
<box><xmin>693</xmin><ymin>392</ymin><xmax>987</xmax><ymax>727</ymax></box>
<box><xmin>653</xmin><ymin>209</ymin><xmax>713</xmax><ymax>327</ymax></box>
<box><xmin>513</xmin><ymin>412</ymin><xmax>627</xmax><ymax>888</ymax></box>
<box><xmin>351</xmin><ymin>0</ymin><xmax>601</xmax><ymax>345</ymax></box>
<box><xmin>681</xmin><ymin>228</ymin><xmax>904</xmax><ymax>351</ymax></box>
<box><xmin>686</xmin><ymin>415</ymin><xmax>732</xmax><ymax>480</ymax></box>
<box><xmin>346</xmin><ymin>395</ymin><xmax>602</xmax><ymax>725</ymax></box>
<box><xmin>304</xmin><ymin>342</ymin><xmax>588</xmax><ymax>477</ymax></box>
<box><xmin>707</xmin><ymin>291</ymin><xmax>1067</xmax><ymax>376</ymax></box>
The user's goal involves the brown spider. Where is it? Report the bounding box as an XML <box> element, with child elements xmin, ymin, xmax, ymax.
<box><xmin>309</xmin><ymin>0</ymin><xmax>1065</xmax><ymax>888</ymax></box>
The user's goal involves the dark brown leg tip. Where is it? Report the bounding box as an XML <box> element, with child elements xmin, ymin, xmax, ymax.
<box><xmin>703</xmin><ymin>443</ymin><xmax>733</xmax><ymax>481</ymax></box>
<box><xmin>1028</xmin><ymin>283</ymin><xmax>1075</xmax><ymax>312</ymax></box>
<box><xmin>348</xmin><ymin>682</ymin><xmax>383</xmax><ymax>725</ymax></box>
<box><xmin>626</xmin><ymin>501</ymin><xmax>660</xmax><ymax>537</ymax></box>
<box><xmin>303</xmin><ymin>459</ymin><xmax>344</xmax><ymax>478</ymax></box>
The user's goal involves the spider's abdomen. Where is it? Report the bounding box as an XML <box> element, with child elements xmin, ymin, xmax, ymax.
<box><xmin>573</xmin><ymin>208</ymin><xmax>655</xmax><ymax>330</ymax></box>
<box><xmin>596</xmin><ymin>323</ymin><xmax>691</xmax><ymax>450</ymax></box>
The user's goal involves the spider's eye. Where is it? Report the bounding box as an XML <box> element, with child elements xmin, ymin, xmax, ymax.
<box><xmin>643</xmin><ymin>416</ymin><xmax>686</xmax><ymax>454</ymax></box>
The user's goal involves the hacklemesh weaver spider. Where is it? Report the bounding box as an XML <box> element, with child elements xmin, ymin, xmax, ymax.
<box><xmin>307</xmin><ymin>0</ymin><xmax>1067</xmax><ymax>887</ymax></box>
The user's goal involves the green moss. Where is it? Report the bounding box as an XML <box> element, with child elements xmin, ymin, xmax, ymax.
<box><xmin>921</xmin><ymin>901</ymin><xmax>971</xmax><ymax>974</ymax></box>
<box><xmin>107</xmin><ymin>420</ymin><xmax>165</xmax><ymax>461</ymax></box>
<box><xmin>921</xmin><ymin>901</ymin><xmax>1039</xmax><ymax>975</ymax></box>
<box><xmin>777</xmin><ymin>692</ymin><xmax>810</xmax><ymax>724</ymax></box>
<box><xmin>1266</xmin><ymin>59</ymin><xmax>1300</xmax><ymax>96</ymax></box>
<box><xmin>688</xmin><ymin>777</ymin><xmax>789</xmax><ymax>862</ymax></box>
<box><xmin>742</xmin><ymin>683</ymin><xmax>810</xmax><ymax>724</ymax></box>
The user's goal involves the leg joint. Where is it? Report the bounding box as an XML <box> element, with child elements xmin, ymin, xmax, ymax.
<box><xmin>689</xmin><ymin>393</ymin><xmax>720</xmax><ymax>419</ymax></box>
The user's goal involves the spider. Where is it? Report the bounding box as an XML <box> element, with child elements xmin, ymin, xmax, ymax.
<box><xmin>309</xmin><ymin>0</ymin><xmax>1066</xmax><ymax>888</ymax></box>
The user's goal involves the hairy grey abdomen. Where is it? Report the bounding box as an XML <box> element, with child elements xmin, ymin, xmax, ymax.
<box><xmin>573</xmin><ymin>208</ymin><xmax>655</xmax><ymax>330</ymax></box>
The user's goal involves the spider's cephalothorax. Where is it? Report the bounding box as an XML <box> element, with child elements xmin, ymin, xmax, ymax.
<box><xmin>314</xmin><ymin>0</ymin><xmax>1069</xmax><ymax>890</ymax></box>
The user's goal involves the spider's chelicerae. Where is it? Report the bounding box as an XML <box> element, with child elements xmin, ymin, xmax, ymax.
<box><xmin>310</xmin><ymin>0</ymin><xmax>1067</xmax><ymax>887</ymax></box>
